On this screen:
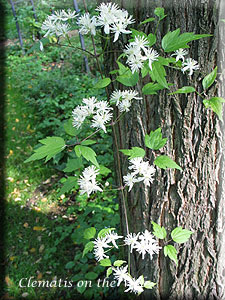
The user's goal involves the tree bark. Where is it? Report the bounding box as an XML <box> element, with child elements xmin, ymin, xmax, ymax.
<box><xmin>100</xmin><ymin>0</ymin><xmax>225</xmax><ymax>299</ymax></box>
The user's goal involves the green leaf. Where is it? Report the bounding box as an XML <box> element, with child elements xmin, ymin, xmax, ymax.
<box><xmin>141</xmin><ymin>63</ymin><xmax>150</xmax><ymax>78</ymax></box>
<box><xmin>84</xmin><ymin>227</ymin><xmax>96</xmax><ymax>240</ymax></box>
<box><xmin>147</xmin><ymin>33</ymin><xmax>157</xmax><ymax>47</ymax></box>
<box><xmin>63</xmin><ymin>158</ymin><xmax>83</xmax><ymax>172</ymax></box>
<box><xmin>145</xmin><ymin>128</ymin><xmax>168</xmax><ymax>150</ymax></box>
<box><xmin>168</xmin><ymin>86</ymin><xmax>196</xmax><ymax>95</ymax></box>
<box><xmin>171</xmin><ymin>227</ymin><xmax>193</xmax><ymax>243</ymax></box>
<box><xmin>100</xmin><ymin>258</ymin><xmax>112</xmax><ymax>267</ymax></box>
<box><xmin>94</xmin><ymin>77</ymin><xmax>111</xmax><ymax>89</ymax></box>
<box><xmin>202</xmin><ymin>67</ymin><xmax>217</xmax><ymax>90</ymax></box>
<box><xmin>81</xmin><ymin>139</ymin><xmax>96</xmax><ymax>146</ymax></box>
<box><xmin>26</xmin><ymin>37</ymin><xmax>50</xmax><ymax>54</ymax></box>
<box><xmin>141</xmin><ymin>17</ymin><xmax>155</xmax><ymax>25</ymax></box>
<box><xmin>98</xmin><ymin>228</ymin><xmax>115</xmax><ymax>238</ymax></box>
<box><xmin>64</xmin><ymin>119</ymin><xmax>81</xmax><ymax>136</ymax></box>
<box><xmin>82</xmin><ymin>241</ymin><xmax>94</xmax><ymax>257</ymax></box>
<box><xmin>164</xmin><ymin>245</ymin><xmax>178</xmax><ymax>265</ymax></box>
<box><xmin>154</xmin><ymin>155</ymin><xmax>182</xmax><ymax>171</ymax></box>
<box><xmin>74</xmin><ymin>145</ymin><xmax>99</xmax><ymax>167</ymax></box>
<box><xmin>106</xmin><ymin>267</ymin><xmax>112</xmax><ymax>278</ymax></box>
<box><xmin>142</xmin><ymin>82</ymin><xmax>165</xmax><ymax>95</ymax></box>
<box><xmin>24</xmin><ymin>136</ymin><xmax>65</xmax><ymax>163</ymax></box>
<box><xmin>116</xmin><ymin>71</ymin><xmax>139</xmax><ymax>87</ymax></box>
<box><xmin>130</xmin><ymin>28</ymin><xmax>147</xmax><ymax>40</ymax></box>
<box><xmin>120</xmin><ymin>147</ymin><xmax>145</xmax><ymax>159</ymax></box>
<box><xmin>113</xmin><ymin>260</ymin><xmax>127</xmax><ymax>267</ymax></box>
<box><xmin>99</xmin><ymin>165</ymin><xmax>111</xmax><ymax>176</ymax></box>
<box><xmin>150</xmin><ymin>61</ymin><xmax>169</xmax><ymax>89</ymax></box>
<box><xmin>154</xmin><ymin>7</ymin><xmax>166</xmax><ymax>20</ymax></box>
<box><xmin>151</xmin><ymin>221</ymin><xmax>167</xmax><ymax>239</ymax></box>
<box><xmin>162</xmin><ymin>29</ymin><xmax>212</xmax><ymax>52</ymax></box>
<box><xmin>144</xmin><ymin>281</ymin><xmax>157</xmax><ymax>289</ymax></box>
<box><xmin>77</xmin><ymin>285</ymin><xmax>86</xmax><ymax>294</ymax></box>
<box><xmin>65</xmin><ymin>261</ymin><xmax>75</xmax><ymax>269</ymax></box>
<box><xmin>203</xmin><ymin>97</ymin><xmax>225</xmax><ymax>120</ymax></box>
<box><xmin>57</xmin><ymin>177</ymin><xmax>78</xmax><ymax>197</ymax></box>
<box><xmin>85</xmin><ymin>272</ymin><xmax>98</xmax><ymax>280</ymax></box>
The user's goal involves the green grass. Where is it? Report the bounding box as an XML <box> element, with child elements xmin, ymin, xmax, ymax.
<box><xmin>4</xmin><ymin>40</ymin><xmax>119</xmax><ymax>300</ymax></box>
<box><xmin>5</xmin><ymin>70</ymin><xmax>76</xmax><ymax>299</ymax></box>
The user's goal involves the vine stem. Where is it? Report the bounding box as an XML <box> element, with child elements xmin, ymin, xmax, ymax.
<box><xmin>82</xmin><ymin>0</ymin><xmax>131</xmax><ymax>272</ymax></box>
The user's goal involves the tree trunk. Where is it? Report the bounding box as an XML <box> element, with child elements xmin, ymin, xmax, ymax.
<box><xmin>100</xmin><ymin>0</ymin><xmax>225</xmax><ymax>299</ymax></box>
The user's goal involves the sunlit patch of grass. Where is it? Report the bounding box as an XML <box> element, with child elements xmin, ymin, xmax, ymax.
<box><xmin>4</xmin><ymin>71</ymin><xmax>76</xmax><ymax>299</ymax></box>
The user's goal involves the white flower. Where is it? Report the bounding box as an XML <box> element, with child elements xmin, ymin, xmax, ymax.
<box><xmin>129</xmin><ymin>157</ymin><xmax>147</xmax><ymax>175</ymax></box>
<box><xmin>96</xmin><ymin>3</ymin><xmax>134</xmax><ymax>42</ymax></box>
<box><xmin>96</xmin><ymin>2</ymin><xmax>120</xmax><ymax>16</ymax></box>
<box><xmin>93</xmin><ymin>236</ymin><xmax>111</xmax><ymax>249</ymax></box>
<box><xmin>78</xmin><ymin>166</ymin><xmax>102</xmax><ymax>197</ymax></box>
<box><xmin>110</xmin><ymin>90</ymin><xmax>123</xmax><ymax>105</ymax></box>
<box><xmin>137</xmin><ymin>165</ymin><xmax>156</xmax><ymax>186</ymax></box>
<box><xmin>112</xmin><ymin>265</ymin><xmax>131</xmax><ymax>286</ymax></box>
<box><xmin>124</xmin><ymin>232</ymin><xmax>140</xmax><ymax>253</ymax></box>
<box><xmin>78</xmin><ymin>13</ymin><xmax>97</xmax><ymax>36</ymax></box>
<box><xmin>181</xmin><ymin>58</ymin><xmax>199</xmax><ymax>75</ymax></box>
<box><xmin>93</xmin><ymin>236</ymin><xmax>111</xmax><ymax>261</ymax></box>
<box><xmin>105</xmin><ymin>231</ymin><xmax>123</xmax><ymax>248</ymax></box>
<box><xmin>124</xmin><ymin>43</ymin><xmax>140</xmax><ymax>57</ymax></box>
<box><xmin>122</xmin><ymin>90</ymin><xmax>142</xmax><ymax>101</ymax></box>
<box><xmin>124</xmin><ymin>276</ymin><xmax>144</xmax><ymax>294</ymax></box>
<box><xmin>82</xmin><ymin>165</ymin><xmax>99</xmax><ymax>180</ymax></box>
<box><xmin>94</xmin><ymin>246</ymin><xmax>109</xmax><ymax>261</ymax></box>
<box><xmin>127</xmin><ymin>53</ymin><xmax>144</xmax><ymax>73</ymax></box>
<box><xmin>118</xmin><ymin>99</ymin><xmax>132</xmax><ymax>112</ymax></box>
<box><xmin>91</xmin><ymin>111</ymin><xmax>113</xmax><ymax>133</ymax></box>
<box><xmin>49</xmin><ymin>9</ymin><xmax>77</xmax><ymax>22</ymax></box>
<box><xmin>41</xmin><ymin>18</ymin><xmax>57</xmax><ymax>37</ymax></box>
<box><xmin>142</xmin><ymin>48</ymin><xmax>159</xmax><ymax>70</ymax></box>
<box><xmin>111</xmin><ymin>90</ymin><xmax>142</xmax><ymax>111</ymax></box>
<box><xmin>55</xmin><ymin>23</ymin><xmax>71</xmax><ymax>37</ymax></box>
<box><xmin>171</xmin><ymin>48</ymin><xmax>188</xmax><ymax>62</ymax></box>
<box><xmin>82</xmin><ymin>97</ymin><xmax>97</xmax><ymax>115</ymax></box>
<box><xmin>111</xmin><ymin>21</ymin><xmax>132</xmax><ymax>42</ymax></box>
<box><xmin>135</xmin><ymin>230</ymin><xmax>161</xmax><ymax>259</ymax></box>
<box><xmin>41</xmin><ymin>17</ymin><xmax>71</xmax><ymax>37</ymax></box>
<box><xmin>95</xmin><ymin>100</ymin><xmax>113</xmax><ymax>114</ymax></box>
<box><xmin>72</xmin><ymin>105</ymin><xmax>89</xmax><ymax>128</ymax></box>
<box><xmin>96</xmin><ymin>2</ymin><xmax>119</xmax><ymax>34</ymax></box>
<box><xmin>123</xmin><ymin>173</ymin><xmax>139</xmax><ymax>191</ymax></box>
<box><xmin>130</xmin><ymin>36</ymin><xmax>149</xmax><ymax>52</ymax></box>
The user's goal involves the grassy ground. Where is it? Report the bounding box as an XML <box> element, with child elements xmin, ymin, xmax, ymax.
<box><xmin>4</xmin><ymin>68</ymin><xmax>75</xmax><ymax>300</ymax></box>
<box><xmin>4</xmin><ymin>36</ymin><xmax>119</xmax><ymax>300</ymax></box>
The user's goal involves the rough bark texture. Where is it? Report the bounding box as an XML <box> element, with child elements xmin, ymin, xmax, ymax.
<box><xmin>100</xmin><ymin>0</ymin><xmax>225</xmax><ymax>299</ymax></box>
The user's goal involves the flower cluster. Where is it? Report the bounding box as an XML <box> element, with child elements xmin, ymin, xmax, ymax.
<box><xmin>42</xmin><ymin>3</ymin><xmax>134</xmax><ymax>42</ymax></box>
<box><xmin>41</xmin><ymin>9</ymin><xmax>77</xmax><ymax>37</ymax></box>
<box><xmin>124</xmin><ymin>36</ymin><xmax>159</xmax><ymax>73</ymax></box>
<box><xmin>110</xmin><ymin>90</ymin><xmax>142</xmax><ymax>112</ymax></box>
<box><xmin>78</xmin><ymin>165</ymin><xmax>102</xmax><ymax>197</ymax></box>
<box><xmin>72</xmin><ymin>97</ymin><xmax>113</xmax><ymax>132</ymax></box>
<box><xmin>112</xmin><ymin>265</ymin><xmax>145</xmax><ymax>294</ymax></box>
<box><xmin>93</xmin><ymin>229</ymin><xmax>160</xmax><ymax>294</ymax></box>
<box><xmin>78</xmin><ymin>13</ymin><xmax>97</xmax><ymax>36</ymax></box>
<box><xmin>77</xmin><ymin>2</ymin><xmax>134</xmax><ymax>41</ymax></box>
<box><xmin>123</xmin><ymin>157</ymin><xmax>156</xmax><ymax>191</ymax></box>
<box><xmin>171</xmin><ymin>48</ymin><xmax>200</xmax><ymax>76</ymax></box>
<box><xmin>95</xmin><ymin>2</ymin><xmax>134</xmax><ymax>42</ymax></box>
<box><xmin>124</xmin><ymin>230</ymin><xmax>161</xmax><ymax>259</ymax></box>
<box><xmin>93</xmin><ymin>231</ymin><xmax>123</xmax><ymax>261</ymax></box>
